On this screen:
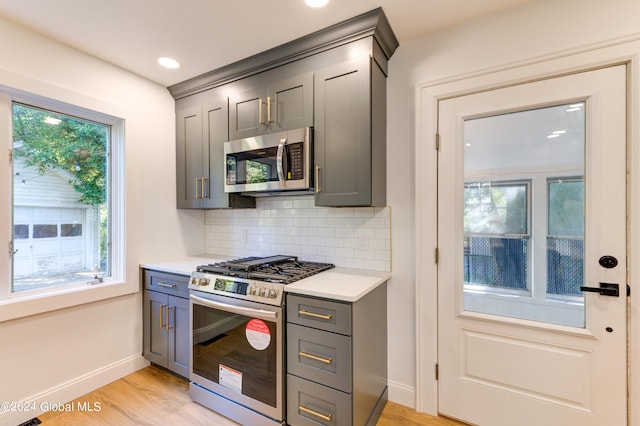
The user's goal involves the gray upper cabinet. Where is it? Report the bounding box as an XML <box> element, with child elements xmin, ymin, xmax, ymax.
<box><xmin>314</xmin><ymin>55</ymin><xmax>387</xmax><ymax>207</ymax></box>
<box><xmin>176</xmin><ymin>89</ymin><xmax>255</xmax><ymax>209</ymax></box>
<box><xmin>176</xmin><ymin>104</ymin><xmax>204</xmax><ymax>209</ymax></box>
<box><xmin>169</xmin><ymin>8</ymin><xmax>398</xmax><ymax>208</ymax></box>
<box><xmin>229</xmin><ymin>71</ymin><xmax>313</xmax><ymax>140</ymax></box>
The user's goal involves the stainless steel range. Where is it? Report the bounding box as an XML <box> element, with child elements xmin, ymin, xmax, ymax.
<box><xmin>188</xmin><ymin>255</ymin><xmax>334</xmax><ymax>426</ymax></box>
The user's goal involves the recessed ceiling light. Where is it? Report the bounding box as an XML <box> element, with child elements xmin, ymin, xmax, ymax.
<box><xmin>158</xmin><ymin>57</ymin><xmax>180</xmax><ymax>69</ymax></box>
<box><xmin>305</xmin><ymin>0</ymin><xmax>329</xmax><ymax>8</ymax></box>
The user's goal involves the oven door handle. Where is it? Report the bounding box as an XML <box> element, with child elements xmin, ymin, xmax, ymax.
<box><xmin>190</xmin><ymin>294</ymin><xmax>279</xmax><ymax>321</ymax></box>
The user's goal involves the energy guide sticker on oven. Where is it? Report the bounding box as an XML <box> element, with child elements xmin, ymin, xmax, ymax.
<box><xmin>219</xmin><ymin>364</ymin><xmax>242</xmax><ymax>393</ymax></box>
<box><xmin>246</xmin><ymin>318</ymin><xmax>271</xmax><ymax>350</ymax></box>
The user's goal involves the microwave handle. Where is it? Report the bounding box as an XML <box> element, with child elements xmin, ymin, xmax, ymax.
<box><xmin>276</xmin><ymin>138</ymin><xmax>286</xmax><ymax>187</ymax></box>
<box><xmin>190</xmin><ymin>294</ymin><xmax>278</xmax><ymax>321</ymax></box>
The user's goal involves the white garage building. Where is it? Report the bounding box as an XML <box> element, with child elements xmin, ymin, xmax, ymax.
<box><xmin>12</xmin><ymin>157</ymin><xmax>101</xmax><ymax>286</ymax></box>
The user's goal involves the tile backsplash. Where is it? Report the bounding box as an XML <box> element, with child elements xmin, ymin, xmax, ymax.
<box><xmin>205</xmin><ymin>195</ymin><xmax>391</xmax><ymax>272</ymax></box>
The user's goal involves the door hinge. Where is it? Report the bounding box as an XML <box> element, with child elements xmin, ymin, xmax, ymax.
<box><xmin>8</xmin><ymin>149</ymin><xmax>12</xmax><ymax>163</ymax></box>
<box><xmin>435</xmin><ymin>247</ymin><xmax>439</xmax><ymax>264</ymax></box>
<box><xmin>435</xmin><ymin>133</ymin><xmax>440</xmax><ymax>151</ymax></box>
<box><xmin>627</xmin><ymin>284</ymin><xmax>631</xmax><ymax>297</ymax></box>
<box><xmin>435</xmin><ymin>363</ymin><xmax>439</xmax><ymax>380</ymax></box>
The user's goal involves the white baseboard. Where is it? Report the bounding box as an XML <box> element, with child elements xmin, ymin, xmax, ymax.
<box><xmin>0</xmin><ymin>354</ymin><xmax>149</xmax><ymax>426</ymax></box>
<box><xmin>387</xmin><ymin>379</ymin><xmax>416</xmax><ymax>409</ymax></box>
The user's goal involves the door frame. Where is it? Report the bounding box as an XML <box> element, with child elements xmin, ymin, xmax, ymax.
<box><xmin>415</xmin><ymin>39</ymin><xmax>640</xmax><ymax>425</ymax></box>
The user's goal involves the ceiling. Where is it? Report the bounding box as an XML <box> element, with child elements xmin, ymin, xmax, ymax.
<box><xmin>0</xmin><ymin>0</ymin><xmax>535</xmax><ymax>87</ymax></box>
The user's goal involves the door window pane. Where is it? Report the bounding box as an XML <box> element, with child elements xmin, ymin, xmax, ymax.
<box><xmin>463</xmin><ymin>102</ymin><xmax>585</xmax><ymax>327</ymax></box>
<box><xmin>33</xmin><ymin>224</ymin><xmax>58</xmax><ymax>239</ymax></box>
<box><xmin>14</xmin><ymin>224</ymin><xmax>29</xmax><ymax>239</ymax></box>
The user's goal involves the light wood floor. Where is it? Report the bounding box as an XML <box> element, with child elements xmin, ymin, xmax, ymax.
<box><xmin>37</xmin><ymin>366</ymin><xmax>467</xmax><ymax>425</ymax></box>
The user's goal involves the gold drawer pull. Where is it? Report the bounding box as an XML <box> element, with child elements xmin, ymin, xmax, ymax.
<box><xmin>299</xmin><ymin>351</ymin><xmax>333</xmax><ymax>364</ymax></box>
<box><xmin>298</xmin><ymin>309</ymin><xmax>332</xmax><ymax>321</ymax></box>
<box><xmin>299</xmin><ymin>404</ymin><xmax>332</xmax><ymax>422</ymax></box>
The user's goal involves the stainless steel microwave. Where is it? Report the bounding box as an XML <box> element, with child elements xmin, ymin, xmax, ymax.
<box><xmin>224</xmin><ymin>127</ymin><xmax>313</xmax><ymax>194</ymax></box>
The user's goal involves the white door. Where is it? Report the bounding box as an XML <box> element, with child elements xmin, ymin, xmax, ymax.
<box><xmin>437</xmin><ymin>65</ymin><xmax>627</xmax><ymax>425</ymax></box>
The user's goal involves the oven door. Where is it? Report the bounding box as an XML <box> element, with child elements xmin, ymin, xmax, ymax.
<box><xmin>190</xmin><ymin>291</ymin><xmax>284</xmax><ymax>421</ymax></box>
<box><xmin>224</xmin><ymin>127</ymin><xmax>311</xmax><ymax>193</ymax></box>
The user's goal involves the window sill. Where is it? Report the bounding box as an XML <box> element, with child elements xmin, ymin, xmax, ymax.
<box><xmin>0</xmin><ymin>279</ymin><xmax>138</xmax><ymax>323</ymax></box>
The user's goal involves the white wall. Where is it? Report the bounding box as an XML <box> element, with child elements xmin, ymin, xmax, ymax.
<box><xmin>0</xmin><ymin>16</ymin><xmax>202</xmax><ymax>426</ymax></box>
<box><xmin>387</xmin><ymin>0</ymin><xmax>640</xmax><ymax>417</ymax></box>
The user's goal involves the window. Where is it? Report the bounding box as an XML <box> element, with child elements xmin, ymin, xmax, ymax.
<box><xmin>8</xmin><ymin>100</ymin><xmax>117</xmax><ymax>294</ymax></box>
<box><xmin>463</xmin><ymin>180</ymin><xmax>530</xmax><ymax>291</ymax></box>
<box><xmin>547</xmin><ymin>177</ymin><xmax>584</xmax><ymax>297</ymax></box>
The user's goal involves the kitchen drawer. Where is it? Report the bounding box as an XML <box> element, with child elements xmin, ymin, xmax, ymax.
<box><xmin>287</xmin><ymin>294</ymin><xmax>351</xmax><ymax>335</ymax></box>
<box><xmin>144</xmin><ymin>269</ymin><xmax>189</xmax><ymax>298</ymax></box>
<box><xmin>287</xmin><ymin>374</ymin><xmax>352</xmax><ymax>426</ymax></box>
<box><xmin>287</xmin><ymin>323</ymin><xmax>352</xmax><ymax>393</ymax></box>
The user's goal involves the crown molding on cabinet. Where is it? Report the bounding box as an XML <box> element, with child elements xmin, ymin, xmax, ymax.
<box><xmin>167</xmin><ymin>7</ymin><xmax>399</xmax><ymax>99</ymax></box>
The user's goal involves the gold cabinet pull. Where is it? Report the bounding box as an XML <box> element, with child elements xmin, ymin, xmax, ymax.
<box><xmin>315</xmin><ymin>165</ymin><xmax>321</xmax><ymax>193</ymax></box>
<box><xmin>166</xmin><ymin>306</ymin><xmax>173</xmax><ymax>330</ymax></box>
<box><xmin>201</xmin><ymin>177</ymin><xmax>208</xmax><ymax>199</ymax></box>
<box><xmin>258</xmin><ymin>98</ymin><xmax>266</xmax><ymax>125</ymax></box>
<box><xmin>299</xmin><ymin>404</ymin><xmax>332</xmax><ymax>422</ymax></box>
<box><xmin>298</xmin><ymin>309</ymin><xmax>332</xmax><ymax>321</ymax></box>
<box><xmin>159</xmin><ymin>304</ymin><xmax>166</xmax><ymax>328</ymax></box>
<box><xmin>299</xmin><ymin>351</ymin><xmax>333</xmax><ymax>364</ymax></box>
<box><xmin>267</xmin><ymin>96</ymin><xmax>272</xmax><ymax>123</ymax></box>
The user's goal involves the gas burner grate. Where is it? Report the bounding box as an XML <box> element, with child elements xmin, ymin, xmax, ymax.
<box><xmin>249</xmin><ymin>261</ymin><xmax>335</xmax><ymax>283</ymax></box>
<box><xmin>196</xmin><ymin>256</ymin><xmax>334</xmax><ymax>284</ymax></box>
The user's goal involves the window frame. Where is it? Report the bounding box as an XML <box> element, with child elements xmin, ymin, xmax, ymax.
<box><xmin>546</xmin><ymin>176</ymin><xmax>585</xmax><ymax>301</ymax></box>
<box><xmin>463</xmin><ymin>179</ymin><xmax>532</xmax><ymax>295</ymax></box>
<box><xmin>0</xmin><ymin>88</ymin><xmax>126</xmax><ymax>322</ymax></box>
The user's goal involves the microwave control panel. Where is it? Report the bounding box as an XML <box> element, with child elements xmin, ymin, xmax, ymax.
<box><xmin>287</xmin><ymin>143</ymin><xmax>304</xmax><ymax>180</ymax></box>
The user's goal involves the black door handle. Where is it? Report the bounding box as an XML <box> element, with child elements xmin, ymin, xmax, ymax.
<box><xmin>580</xmin><ymin>282</ymin><xmax>619</xmax><ymax>297</ymax></box>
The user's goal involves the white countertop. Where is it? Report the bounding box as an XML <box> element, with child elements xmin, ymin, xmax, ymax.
<box><xmin>140</xmin><ymin>256</ymin><xmax>230</xmax><ymax>276</ymax></box>
<box><xmin>284</xmin><ymin>267</ymin><xmax>390</xmax><ymax>302</ymax></box>
<box><xmin>140</xmin><ymin>256</ymin><xmax>390</xmax><ymax>303</ymax></box>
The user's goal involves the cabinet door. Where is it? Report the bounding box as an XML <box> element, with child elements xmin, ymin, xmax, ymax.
<box><xmin>229</xmin><ymin>86</ymin><xmax>266</xmax><ymax>140</ymax></box>
<box><xmin>203</xmin><ymin>97</ymin><xmax>231</xmax><ymax>208</ymax></box>
<box><xmin>314</xmin><ymin>56</ymin><xmax>372</xmax><ymax>206</ymax></box>
<box><xmin>176</xmin><ymin>105</ymin><xmax>204</xmax><ymax>208</ymax></box>
<box><xmin>267</xmin><ymin>72</ymin><xmax>313</xmax><ymax>133</ymax></box>
<box><xmin>229</xmin><ymin>72</ymin><xmax>314</xmax><ymax>140</ymax></box>
<box><xmin>167</xmin><ymin>295</ymin><xmax>189</xmax><ymax>378</ymax></box>
<box><xmin>143</xmin><ymin>290</ymin><xmax>168</xmax><ymax>367</ymax></box>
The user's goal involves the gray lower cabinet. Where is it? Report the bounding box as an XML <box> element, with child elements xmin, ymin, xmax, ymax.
<box><xmin>142</xmin><ymin>269</ymin><xmax>190</xmax><ymax>378</ymax></box>
<box><xmin>176</xmin><ymin>88</ymin><xmax>255</xmax><ymax>209</ymax></box>
<box><xmin>286</xmin><ymin>283</ymin><xmax>388</xmax><ymax>426</ymax></box>
<box><xmin>229</xmin><ymin>71</ymin><xmax>313</xmax><ymax>140</ymax></box>
<box><xmin>314</xmin><ymin>55</ymin><xmax>387</xmax><ymax>207</ymax></box>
